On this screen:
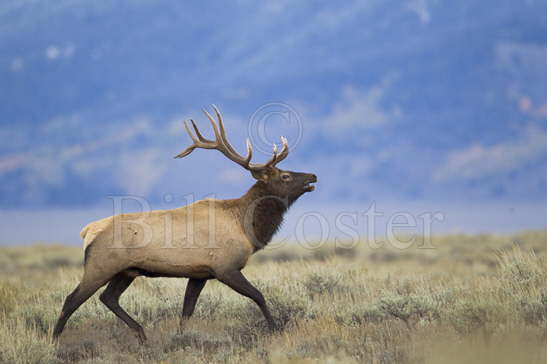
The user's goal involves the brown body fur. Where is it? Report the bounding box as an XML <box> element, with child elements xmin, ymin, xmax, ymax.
<box><xmin>83</xmin><ymin>182</ymin><xmax>288</xmax><ymax>281</ymax></box>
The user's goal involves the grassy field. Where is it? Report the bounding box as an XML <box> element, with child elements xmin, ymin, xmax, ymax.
<box><xmin>1</xmin><ymin>231</ymin><xmax>547</xmax><ymax>364</ymax></box>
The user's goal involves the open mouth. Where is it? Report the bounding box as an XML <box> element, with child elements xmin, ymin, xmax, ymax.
<box><xmin>303</xmin><ymin>183</ymin><xmax>315</xmax><ymax>192</ymax></box>
<box><xmin>303</xmin><ymin>175</ymin><xmax>317</xmax><ymax>192</ymax></box>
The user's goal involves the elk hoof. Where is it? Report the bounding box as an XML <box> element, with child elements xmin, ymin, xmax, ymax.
<box><xmin>136</xmin><ymin>329</ymin><xmax>148</xmax><ymax>344</ymax></box>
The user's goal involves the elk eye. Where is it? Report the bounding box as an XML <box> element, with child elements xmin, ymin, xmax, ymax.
<box><xmin>282</xmin><ymin>174</ymin><xmax>291</xmax><ymax>181</ymax></box>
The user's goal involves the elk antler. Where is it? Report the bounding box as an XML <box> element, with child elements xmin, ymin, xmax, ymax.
<box><xmin>175</xmin><ymin>105</ymin><xmax>289</xmax><ymax>172</ymax></box>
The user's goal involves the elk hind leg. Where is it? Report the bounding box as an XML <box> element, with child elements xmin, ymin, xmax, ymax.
<box><xmin>53</xmin><ymin>277</ymin><xmax>108</xmax><ymax>340</ymax></box>
<box><xmin>99</xmin><ymin>272</ymin><xmax>146</xmax><ymax>343</ymax></box>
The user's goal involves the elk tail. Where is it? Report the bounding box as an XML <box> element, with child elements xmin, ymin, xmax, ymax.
<box><xmin>80</xmin><ymin>224</ymin><xmax>91</xmax><ymax>240</ymax></box>
<box><xmin>80</xmin><ymin>223</ymin><xmax>96</xmax><ymax>254</ymax></box>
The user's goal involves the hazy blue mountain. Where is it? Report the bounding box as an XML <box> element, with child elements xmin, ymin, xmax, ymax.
<box><xmin>1</xmin><ymin>0</ymin><xmax>547</xmax><ymax>210</ymax></box>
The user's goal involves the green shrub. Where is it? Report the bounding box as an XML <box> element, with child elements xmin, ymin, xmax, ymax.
<box><xmin>334</xmin><ymin>303</ymin><xmax>386</xmax><ymax>327</ymax></box>
<box><xmin>446</xmin><ymin>300</ymin><xmax>506</xmax><ymax>341</ymax></box>
<box><xmin>378</xmin><ymin>294</ymin><xmax>440</xmax><ymax>329</ymax></box>
<box><xmin>520</xmin><ymin>291</ymin><xmax>547</xmax><ymax>325</ymax></box>
<box><xmin>304</xmin><ymin>272</ymin><xmax>345</xmax><ymax>297</ymax></box>
<box><xmin>497</xmin><ymin>246</ymin><xmax>546</xmax><ymax>294</ymax></box>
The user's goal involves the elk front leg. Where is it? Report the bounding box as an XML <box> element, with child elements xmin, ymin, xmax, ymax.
<box><xmin>180</xmin><ymin>278</ymin><xmax>207</xmax><ymax>328</ymax></box>
<box><xmin>215</xmin><ymin>270</ymin><xmax>276</xmax><ymax>330</ymax></box>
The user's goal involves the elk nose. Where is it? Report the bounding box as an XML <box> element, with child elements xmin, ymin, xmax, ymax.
<box><xmin>309</xmin><ymin>174</ymin><xmax>317</xmax><ymax>182</ymax></box>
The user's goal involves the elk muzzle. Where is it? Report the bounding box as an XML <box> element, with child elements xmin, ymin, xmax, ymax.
<box><xmin>303</xmin><ymin>174</ymin><xmax>317</xmax><ymax>192</ymax></box>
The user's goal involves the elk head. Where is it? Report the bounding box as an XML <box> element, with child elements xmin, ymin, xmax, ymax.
<box><xmin>174</xmin><ymin>105</ymin><xmax>317</xmax><ymax>205</ymax></box>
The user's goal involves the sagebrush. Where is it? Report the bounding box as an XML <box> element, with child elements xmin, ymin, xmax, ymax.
<box><xmin>1</xmin><ymin>231</ymin><xmax>546</xmax><ymax>363</ymax></box>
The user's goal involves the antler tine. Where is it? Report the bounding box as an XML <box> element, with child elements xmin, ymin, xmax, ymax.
<box><xmin>212</xmin><ymin>104</ymin><xmax>239</xmax><ymax>155</ymax></box>
<box><xmin>275</xmin><ymin>136</ymin><xmax>289</xmax><ymax>163</ymax></box>
<box><xmin>184</xmin><ymin>120</ymin><xmax>199</xmax><ymax>144</ymax></box>
<box><xmin>174</xmin><ymin>145</ymin><xmax>195</xmax><ymax>159</ymax></box>
<box><xmin>212</xmin><ymin>104</ymin><xmax>222</xmax><ymax>122</ymax></box>
<box><xmin>190</xmin><ymin>119</ymin><xmax>213</xmax><ymax>143</ymax></box>
<box><xmin>245</xmin><ymin>138</ymin><xmax>253</xmax><ymax>164</ymax></box>
<box><xmin>210</xmin><ymin>105</ymin><xmax>224</xmax><ymax>136</ymax></box>
<box><xmin>174</xmin><ymin>121</ymin><xmax>198</xmax><ymax>158</ymax></box>
<box><xmin>202</xmin><ymin>108</ymin><xmax>222</xmax><ymax>141</ymax></box>
<box><xmin>261</xmin><ymin>143</ymin><xmax>279</xmax><ymax>167</ymax></box>
<box><xmin>206</xmin><ymin>105</ymin><xmax>255</xmax><ymax>166</ymax></box>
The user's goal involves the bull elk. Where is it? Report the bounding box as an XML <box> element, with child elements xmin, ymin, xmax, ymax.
<box><xmin>53</xmin><ymin>105</ymin><xmax>317</xmax><ymax>343</ymax></box>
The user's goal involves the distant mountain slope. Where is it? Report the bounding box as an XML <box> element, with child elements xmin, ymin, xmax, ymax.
<box><xmin>1</xmin><ymin>0</ymin><xmax>546</xmax><ymax>207</ymax></box>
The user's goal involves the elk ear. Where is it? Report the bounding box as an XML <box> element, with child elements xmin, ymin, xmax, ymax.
<box><xmin>251</xmin><ymin>170</ymin><xmax>269</xmax><ymax>182</ymax></box>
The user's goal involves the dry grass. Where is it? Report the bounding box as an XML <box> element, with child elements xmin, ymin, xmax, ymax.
<box><xmin>1</xmin><ymin>231</ymin><xmax>547</xmax><ymax>363</ymax></box>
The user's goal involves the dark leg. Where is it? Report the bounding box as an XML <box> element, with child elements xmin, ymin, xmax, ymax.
<box><xmin>180</xmin><ymin>278</ymin><xmax>207</xmax><ymax>326</ymax></box>
<box><xmin>53</xmin><ymin>281</ymin><xmax>105</xmax><ymax>340</ymax></box>
<box><xmin>99</xmin><ymin>272</ymin><xmax>146</xmax><ymax>344</ymax></box>
<box><xmin>215</xmin><ymin>270</ymin><xmax>275</xmax><ymax>330</ymax></box>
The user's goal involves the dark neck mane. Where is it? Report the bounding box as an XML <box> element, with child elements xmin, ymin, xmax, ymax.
<box><xmin>231</xmin><ymin>181</ymin><xmax>288</xmax><ymax>250</ymax></box>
